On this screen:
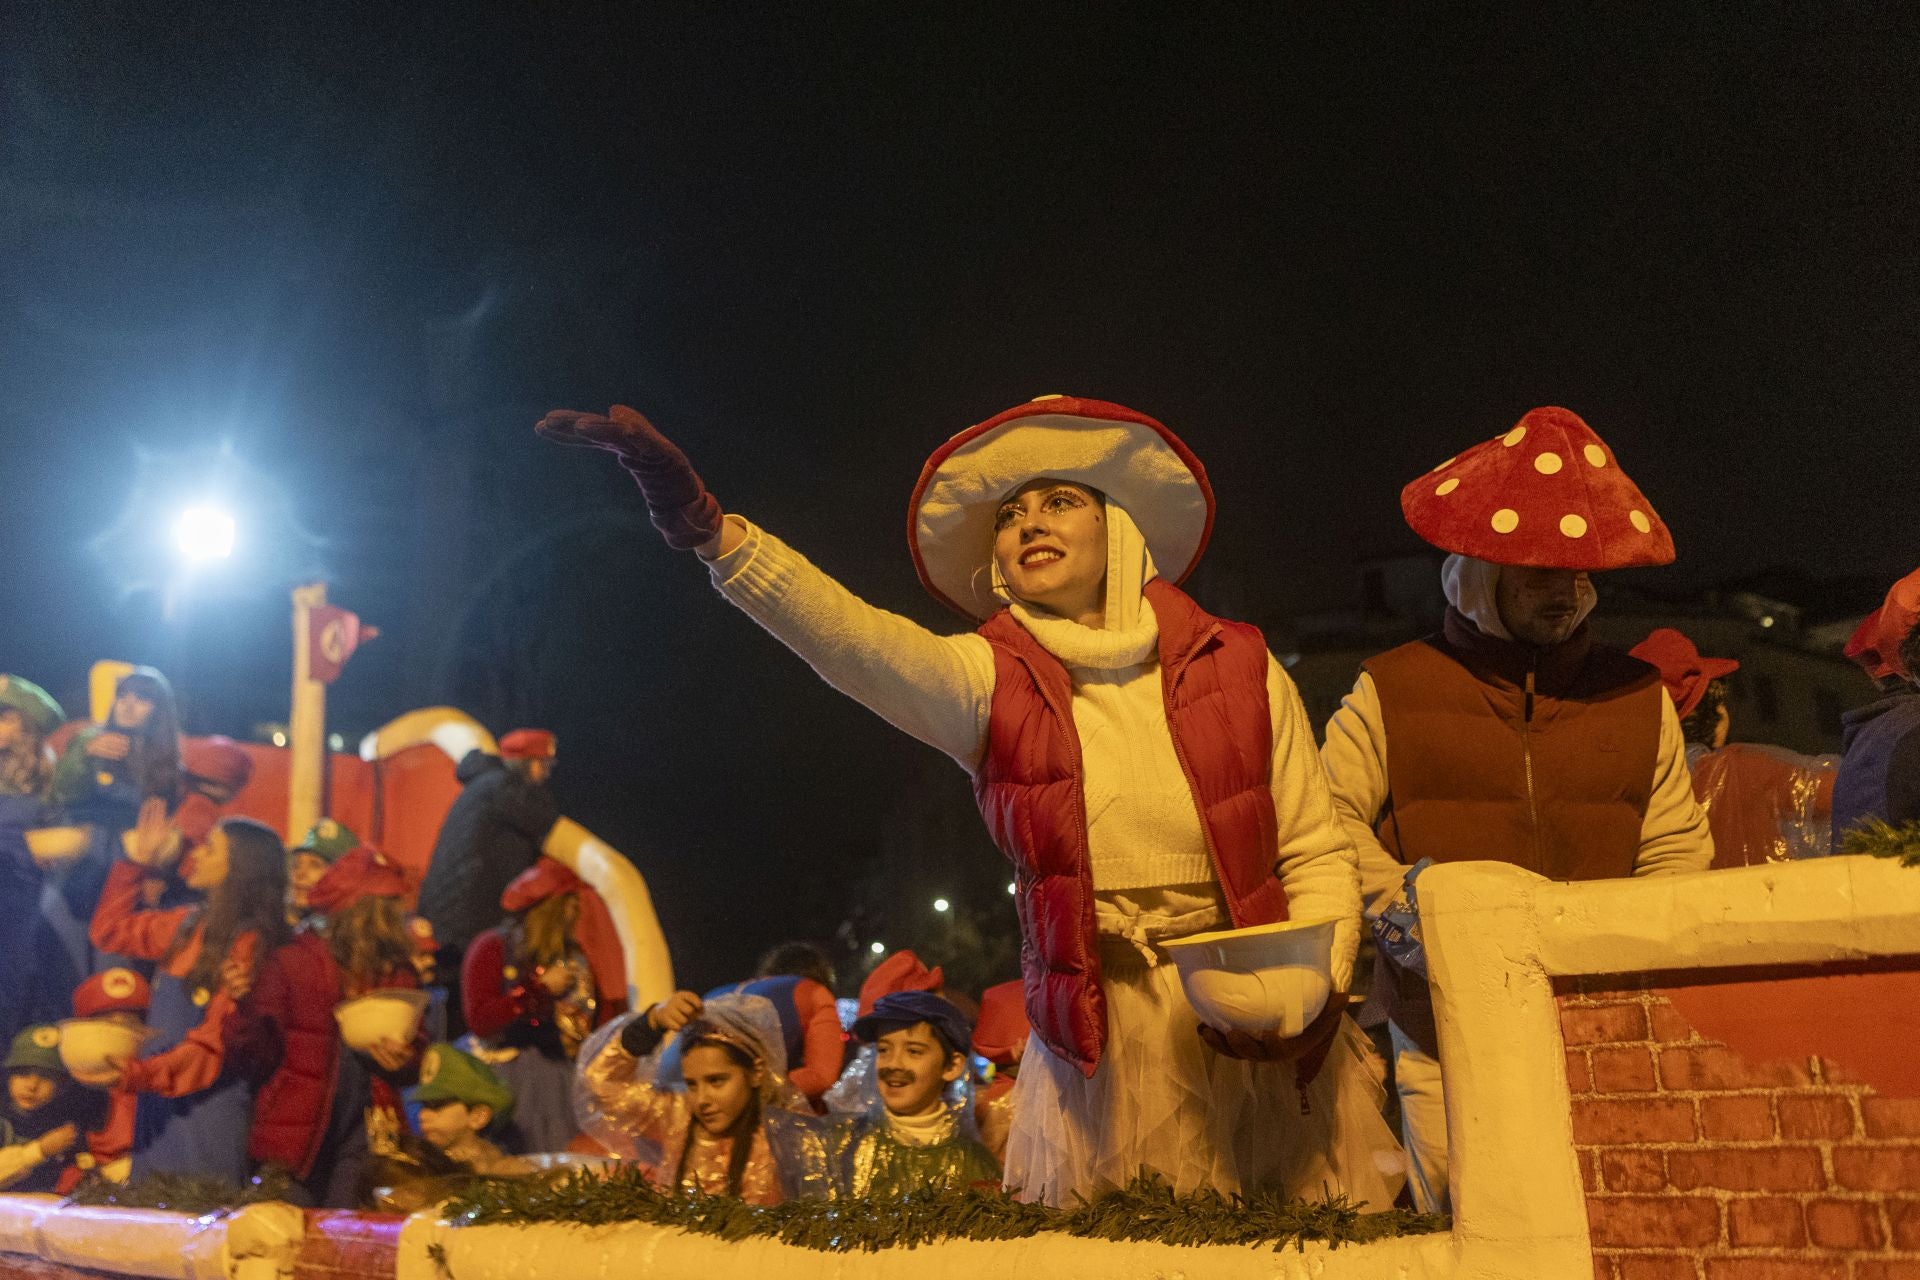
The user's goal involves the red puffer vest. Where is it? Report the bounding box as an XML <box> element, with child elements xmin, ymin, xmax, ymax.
<box><xmin>974</xmin><ymin>578</ymin><xmax>1288</xmax><ymax>1075</ymax></box>
<box><xmin>234</xmin><ymin>931</ymin><xmax>419</xmax><ymax>1177</ymax></box>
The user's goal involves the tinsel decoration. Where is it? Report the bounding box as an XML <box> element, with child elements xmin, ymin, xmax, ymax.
<box><xmin>1837</xmin><ymin>817</ymin><xmax>1920</xmax><ymax>867</ymax></box>
<box><xmin>439</xmin><ymin>1166</ymin><xmax>1447</xmax><ymax>1253</ymax></box>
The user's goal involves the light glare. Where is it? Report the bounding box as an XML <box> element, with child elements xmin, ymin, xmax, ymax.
<box><xmin>173</xmin><ymin>505</ymin><xmax>235</xmax><ymax>562</ymax></box>
<box><xmin>869</xmin><ymin>941</ymin><xmax>886</xmax><ymax>955</ymax></box>
<box><xmin>933</xmin><ymin>897</ymin><xmax>951</xmax><ymax>913</ymax></box>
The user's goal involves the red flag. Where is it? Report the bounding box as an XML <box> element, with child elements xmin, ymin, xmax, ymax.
<box><xmin>308</xmin><ymin>605</ymin><xmax>378</xmax><ymax>685</ymax></box>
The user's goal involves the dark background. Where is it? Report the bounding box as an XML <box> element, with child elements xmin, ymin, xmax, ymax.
<box><xmin>2</xmin><ymin>5</ymin><xmax>1913</xmax><ymax>993</ymax></box>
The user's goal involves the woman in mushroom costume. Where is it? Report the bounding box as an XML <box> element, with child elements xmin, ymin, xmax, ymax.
<box><xmin>538</xmin><ymin>395</ymin><xmax>1401</xmax><ymax>1209</ymax></box>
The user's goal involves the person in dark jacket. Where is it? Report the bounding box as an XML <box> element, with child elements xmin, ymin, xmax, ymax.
<box><xmin>1832</xmin><ymin>567</ymin><xmax>1920</xmax><ymax>844</ymax></box>
<box><xmin>415</xmin><ymin>730</ymin><xmax>559</xmax><ymax>1035</ymax></box>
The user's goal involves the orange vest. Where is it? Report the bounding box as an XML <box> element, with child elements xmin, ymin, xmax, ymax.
<box><xmin>1364</xmin><ymin>610</ymin><xmax>1662</xmax><ymax>1050</ymax></box>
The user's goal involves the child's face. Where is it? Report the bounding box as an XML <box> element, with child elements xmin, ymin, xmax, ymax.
<box><xmin>0</xmin><ymin>710</ymin><xmax>25</xmax><ymax>751</ymax></box>
<box><xmin>416</xmin><ymin>1100</ymin><xmax>489</xmax><ymax>1151</ymax></box>
<box><xmin>874</xmin><ymin>1022</ymin><xmax>963</xmax><ymax>1118</ymax></box>
<box><xmin>9</xmin><ymin>1071</ymin><xmax>55</xmax><ymax>1112</ymax></box>
<box><xmin>411</xmin><ymin>952</ymin><xmax>437</xmax><ymax>984</ymax></box>
<box><xmin>287</xmin><ymin>853</ymin><xmax>329</xmax><ymax>907</ymax></box>
<box><xmin>681</xmin><ymin>1044</ymin><xmax>757</xmax><ymax>1138</ymax></box>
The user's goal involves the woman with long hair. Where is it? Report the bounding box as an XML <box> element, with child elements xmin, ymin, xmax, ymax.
<box><xmin>88</xmin><ymin>808</ymin><xmax>289</xmax><ymax>1181</ymax></box>
<box><xmin>539</xmin><ymin>396</ymin><xmax>1401</xmax><ymax>1209</ymax></box>
<box><xmin>461</xmin><ymin>858</ymin><xmax>615</xmax><ymax>1153</ymax></box>
<box><xmin>231</xmin><ymin>843</ymin><xmax>424</xmax><ymax>1207</ymax></box>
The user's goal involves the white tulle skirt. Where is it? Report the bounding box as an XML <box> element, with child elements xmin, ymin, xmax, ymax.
<box><xmin>1002</xmin><ymin>940</ymin><xmax>1405</xmax><ymax>1210</ymax></box>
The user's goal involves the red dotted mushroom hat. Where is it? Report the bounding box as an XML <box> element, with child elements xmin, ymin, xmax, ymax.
<box><xmin>908</xmin><ymin>395</ymin><xmax>1215</xmax><ymax>620</ymax></box>
<box><xmin>1844</xmin><ymin>566</ymin><xmax>1920</xmax><ymax>682</ymax></box>
<box><xmin>1402</xmin><ymin>407</ymin><xmax>1676</xmax><ymax>571</ymax></box>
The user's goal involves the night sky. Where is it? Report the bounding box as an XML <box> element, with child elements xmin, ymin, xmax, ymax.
<box><xmin>2</xmin><ymin>6</ymin><xmax>1914</xmax><ymax>990</ymax></box>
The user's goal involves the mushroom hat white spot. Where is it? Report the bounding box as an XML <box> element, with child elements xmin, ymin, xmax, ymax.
<box><xmin>908</xmin><ymin>395</ymin><xmax>1215</xmax><ymax>620</ymax></box>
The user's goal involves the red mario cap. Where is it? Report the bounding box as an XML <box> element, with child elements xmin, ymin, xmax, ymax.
<box><xmin>499</xmin><ymin>729</ymin><xmax>556</xmax><ymax>760</ymax></box>
<box><xmin>500</xmin><ymin>858</ymin><xmax>587</xmax><ymax>913</ymax></box>
<box><xmin>1845</xmin><ymin>567</ymin><xmax>1920</xmax><ymax>682</ymax></box>
<box><xmin>1628</xmin><ymin>628</ymin><xmax>1741</xmax><ymax>720</ymax></box>
<box><xmin>307</xmin><ymin>845</ymin><xmax>410</xmax><ymax>915</ymax></box>
<box><xmin>74</xmin><ymin>967</ymin><xmax>151</xmax><ymax>1017</ymax></box>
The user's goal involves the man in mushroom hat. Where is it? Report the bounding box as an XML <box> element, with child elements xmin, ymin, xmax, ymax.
<box><xmin>1320</xmin><ymin>405</ymin><xmax>1713</xmax><ymax>1213</ymax></box>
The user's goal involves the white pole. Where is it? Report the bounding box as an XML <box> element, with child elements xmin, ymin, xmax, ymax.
<box><xmin>288</xmin><ymin>582</ymin><xmax>328</xmax><ymax>841</ymax></box>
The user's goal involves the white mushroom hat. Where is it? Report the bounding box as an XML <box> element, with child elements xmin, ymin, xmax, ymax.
<box><xmin>908</xmin><ymin>395</ymin><xmax>1216</xmax><ymax>620</ymax></box>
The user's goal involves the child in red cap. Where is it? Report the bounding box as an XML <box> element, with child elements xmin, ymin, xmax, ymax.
<box><xmin>58</xmin><ymin>968</ymin><xmax>150</xmax><ymax>1191</ymax></box>
<box><xmin>460</xmin><ymin>857</ymin><xmax>618</xmax><ymax>1154</ymax></box>
<box><xmin>230</xmin><ymin>844</ymin><xmax>424</xmax><ymax>1207</ymax></box>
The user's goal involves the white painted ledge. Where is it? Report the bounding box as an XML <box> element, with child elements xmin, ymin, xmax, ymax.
<box><xmin>0</xmin><ymin>1195</ymin><xmax>303</xmax><ymax>1280</ymax></box>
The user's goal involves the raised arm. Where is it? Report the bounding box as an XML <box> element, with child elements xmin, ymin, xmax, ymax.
<box><xmin>539</xmin><ymin>405</ymin><xmax>993</xmax><ymax>768</ymax></box>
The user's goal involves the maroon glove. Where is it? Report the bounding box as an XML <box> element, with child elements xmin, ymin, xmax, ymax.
<box><xmin>537</xmin><ymin>404</ymin><xmax>725</xmax><ymax>551</ymax></box>
<box><xmin>1197</xmin><ymin>992</ymin><xmax>1353</xmax><ymax>1104</ymax></box>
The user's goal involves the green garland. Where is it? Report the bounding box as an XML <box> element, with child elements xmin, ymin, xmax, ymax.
<box><xmin>65</xmin><ymin>1166</ymin><xmax>299</xmax><ymax>1215</ymax></box>
<box><xmin>1838</xmin><ymin>816</ymin><xmax>1920</xmax><ymax>867</ymax></box>
<box><xmin>440</xmin><ymin>1166</ymin><xmax>1447</xmax><ymax>1253</ymax></box>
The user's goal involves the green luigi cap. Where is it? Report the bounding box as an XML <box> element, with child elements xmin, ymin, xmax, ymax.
<box><xmin>5</xmin><ymin>1025</ymin><xmax>64</xmax><ymax>1075</ymax></box>
<box><xmin>0</xmin><ymin>676</ymin><xmax>64</xmax><ymax>737</ymax></box>
<box><xmin>406</xmin><ymin>1043</ymin><xmax>514</xmax><ymax>1121</ymax></box>
<box><xmin>293</xmin><ymin>818</ymin><xmax>361</xmax><ymax>865</ymax></box>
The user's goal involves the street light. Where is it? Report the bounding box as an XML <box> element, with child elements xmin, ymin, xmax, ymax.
<box><xmin>933</xmin><ymin>897</ymin><xmax>951</xmax><ymax>913</ymax></box>
<box><xmin>1006</xmin><ymin>882</ymin><xmax>1016</xmax><ymax>895</ymax></box>
<box><xmin>172</xmin><ymin>504</ymin><xmax>236</xmax><ymax>563</ymax></box>
<box><xmin>869</xmin><ymin>941</ymin><xmax>886</xmax><ymax>955</ymax></box>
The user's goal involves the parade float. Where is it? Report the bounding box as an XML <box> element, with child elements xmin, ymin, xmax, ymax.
<box><xmin>2</xmin><ymin>588</ymin><xmax>1916</xmax><ymax>1279</ymax></box>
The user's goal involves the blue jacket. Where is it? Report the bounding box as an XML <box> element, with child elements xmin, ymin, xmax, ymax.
<box><xmin>1831</xmin><ymin>687</ymin><xmax>1920</xmax><ymax>844</ymax></box>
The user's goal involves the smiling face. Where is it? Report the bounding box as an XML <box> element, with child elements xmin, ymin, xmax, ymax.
<box><xmin>990</xmin><ymin>479</ymin><xmax>1108</xmax><ymax>626</ymax></box>
<box><xmin>1496</xmin><ymin>566</ymin><xmax>1592</xmax><ymax>648</ymax></box>
<box><xmin>681</xmin><ymin>1042</ymin><xmax>759</xmax><ymax>1138</ymax></box>
<box><xmin>873</xmin><ymin>1021</ymin><xmax>965</xmax><ymax>1118</ymax></box>
<box><xmin>9</xmin><ymin>1071</ymin><xmax>55</xmax><ymax>1112</ymax></box>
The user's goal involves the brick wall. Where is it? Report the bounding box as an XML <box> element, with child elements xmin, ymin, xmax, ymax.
<box><xmin>1561</xmin><ymin>970</ymin><xmax>1920</xmax><ymax>1280</ymax></box>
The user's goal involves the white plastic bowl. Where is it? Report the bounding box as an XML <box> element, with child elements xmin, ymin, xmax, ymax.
<box><xmin>334</xmin><ymin>989</ymin><xmax>430</xmax><ymax>1051</ymax></box>
<box><xmin>1161</xmin><ymin>917</ymin><xmax>1338</xmax><ymax>1038</ymax></box>
<box><xmin>57</xmin><ymin>1018</ymin><xmax>151</xmax><ymax>1084</ymax></box>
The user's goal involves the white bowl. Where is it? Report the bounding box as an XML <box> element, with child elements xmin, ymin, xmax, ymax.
<box><xmin>1161</xmin><ymin>917</ymin><xmax>1338</xmax><ymax>1037</ymax></box>
<box><xmin>334</xmin><ymin>989</ymin><xmax>430</xmax><ymax>1051</ymax></box>
<box><xmin>57</xmin><ymin>1018</ymin><xmax>152</xmax><ymax>1083</ymax></box>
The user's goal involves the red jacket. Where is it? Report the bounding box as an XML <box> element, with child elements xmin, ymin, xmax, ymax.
<box><xmin>973</xmin><ymin>578</ymin><xmax>1288</xmax><ymax>1075</ymax></box>
<box><xmin>230</xmin><ymin>931</ymin><xmax>419</xmax><ymax>1178</ymax></box>
<box><xmin>88</xmin><ymin>858</ymin><xmax>256</xmax><ymax>1098</ymax></box>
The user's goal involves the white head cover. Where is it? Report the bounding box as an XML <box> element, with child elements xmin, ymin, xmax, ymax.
<box><xmin>1442</xmin><ymin>553</ymin><xmax>1597</xmax><ymax>641</ymax></box>
<box><xmin>909</xmin><ymin>395</ymin><xmax>1213</xmax><ymax>621</ymax></box>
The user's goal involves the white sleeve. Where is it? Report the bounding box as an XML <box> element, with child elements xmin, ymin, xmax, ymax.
<box><xmin>1265</xmin><ymin>656</ymin><xmax>1362</xmax><ymax>993</ymax></box>
<box><xmin>706</xmin><ymin>516</ymin><xmax>995</xmax><ymax>771</ymax></box>
<box><xmin>1633</xmin><ymin>690</ymin><xmax>1716</xmax><ymax>876</ymax></box>
<box><xmin>1318</xmin><ymin>671</ymin><xmax>1409</xmax><ymax>915</ymax></box>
